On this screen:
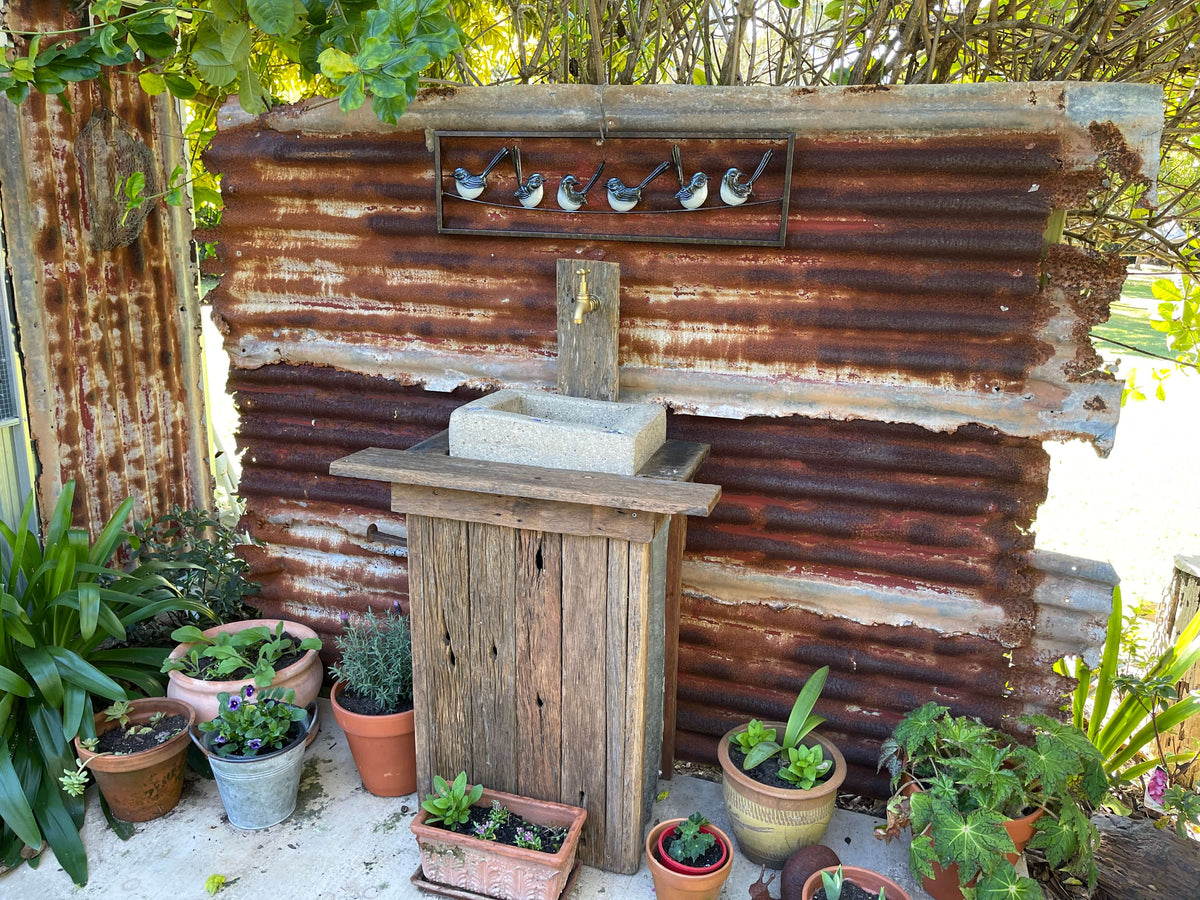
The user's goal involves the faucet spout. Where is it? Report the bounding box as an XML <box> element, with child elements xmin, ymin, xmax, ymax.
<box><xmin>572</xmin><ymin>269</ymin><xmax>598</xmax><ymax>324</ymax></box>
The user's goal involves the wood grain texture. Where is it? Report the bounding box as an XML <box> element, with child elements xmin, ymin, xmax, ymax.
<box><xmin>559</xmin><ymin>534</ymin><xmax>609</xmax><ymax>869</ymax></box>
<box><xmin>556</xmin><ymin>259</ymin><xmax>620</xmax><ymax>401</ymax></box>
<box><xmin>1093</xmin><ymin>813</ymin><xmax>1200</xmax><ymax>900</ymax></box>
<box><xmin>406</xmin><ymin>515</ymin><xmax>433</xmax><ymax>796</ymax></box>
<box><xmin>337</xmin><ymin>446</ymin><xmax>720</xmax><ymax>515</ymax></box>
<box><xmin>467</xmin><ymin>522</ymin><xmax>517</xmax><ymax>792</ymax></box>
<box><xmin>639</xmin><ymin>440</ymin><xmax>710</xmax><ymax>483</ymax></box>
<box><xmin>420</xmin><ymin>517</ymin><xmax>474</xmax><ymax>785</ymax></box>
<box><xmin>514</xmin><ymin>530</ymin><xmax>563</xmax><ymax>802</ymax></box>
<box><xmin>660</xmin><ymin>513</ymin><xmax>688</xmax><ymax>778</ymax></box>
<box><xmin>603</xmin><ymin>540</ymin><xmax>630</xmax><ymax>871</ymax></box>
<box><xmin>391</xmin><ymin>482</ymin><xmax>661</xmax><ymax>543</ymax></box>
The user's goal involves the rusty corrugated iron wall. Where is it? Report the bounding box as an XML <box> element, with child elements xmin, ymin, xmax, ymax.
<box><xmin>0</xmin><ymin>0</ymin><xmax>207</xmax><ymax>528</ymax></box>
<box><xmin>207</xmin><ymin>84</ymin><xmax>1157</xmax><ymax>792</ymax></box>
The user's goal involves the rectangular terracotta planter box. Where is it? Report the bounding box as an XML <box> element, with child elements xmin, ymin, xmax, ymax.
<box><xmin>411</xmin><ymin>786</ymin><xmax>586</xmax><ymax>900</ymax></box>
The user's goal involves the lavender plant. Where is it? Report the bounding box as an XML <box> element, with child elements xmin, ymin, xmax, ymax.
<box><xmin>329</xmin><ymin>606</ymin><xmax>413</xmax><ymax>714</ymax></box>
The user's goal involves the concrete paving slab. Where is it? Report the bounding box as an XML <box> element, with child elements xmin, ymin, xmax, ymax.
<box><xmin>1</xmin><ymin>700</ymin><xmax>930</xmax><ymax>899</ymax></box>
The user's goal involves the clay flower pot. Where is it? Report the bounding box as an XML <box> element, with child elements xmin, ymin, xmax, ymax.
<box><xmin>411</xmin><ymin>785</ymin><xmax>586</xmax><ymax>900</ymax></box>
<box><xmin>802</xmin><ymin>865</ymin><xmax>912</xmax><ymax>900</ymax></box>
<box><xmin>165</xmin><ymin>618</ymin><xmax>322</xmax><ymax>723</ymax></box>
<box><xmin>656</xmin><ymin>820</ymin><xmax>729</xmax><ymax>876</ymax></box>
<box><xmin>920</xmin><ymin>807</ymin><xmax>1045</xmax><ymax>900</ymax></box>
<box><xmin>645</xmin><ymin>818</ymin><xmax>734</xmax><ymax>900</ymax></box>
<box><xmin>73</xmin><ymin>697</ymin><xmax>195</xmax><ymax>822</ymax></box>
<box><xmin>717</xmin><ymin>722</ymin><xmax>847</xmax><ymax>868</ymax></box>
<box><xmin>330</xmin><ymin>680</ymin><xmax>416</xmax><ymax>796</ymax></box>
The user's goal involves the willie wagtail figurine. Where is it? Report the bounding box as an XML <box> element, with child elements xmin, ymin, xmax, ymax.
<box><xmin>452</xmin><ymin>147</ymin><xmax>509</xmax><ymax>200</ymax></box>
<box><xmin>606</xmin><ymin>160</ymin><xmax>671</xmax><ymax>212</ymax></box>
<box><xmin>511</xmin><ymin>146</ymin><xmax>545</xmax><ymax>209</ymax></box>
<box><xmin>672</xmin><ymin>144</ymin><xmax>709</xmax><ymax>209</ymax></box>
<box><xmin>720</xmin><ymin>149</ymin><xmax>773</xmax><ymax>206</ymax></box>
<box><xmin>557</xmin><ymin>161</ymin><xmax>606</xmax><ymax>211</ymax></box>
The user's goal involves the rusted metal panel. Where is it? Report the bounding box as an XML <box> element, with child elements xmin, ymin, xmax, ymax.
<box><xmin>209</xmin><ymin>84</ymin><xmax>1148</xmax><ymax>794</ymax></box>
<box><xmin>0</xmin><ymin>2</ymin><xmax>206</xmax><ymax>528</ymax></box>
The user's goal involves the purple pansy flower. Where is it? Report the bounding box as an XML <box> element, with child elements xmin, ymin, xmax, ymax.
<box><xmin>248</xmin><ymin>738</ymin><xmax>262</xmax><ymax>750</ymax></box>
<box><xmin>244</xmin><ymin>685</ymin><xmax>255</xmax><ymax>699</ymax></box>
<box><xmin>227</xmin><ymin>696</ymin><xmax>241</xmax><ymax>712</ymax></box>
<box><xmin>215</xmin><ymin>735</ymin><xmax>227</xmax><ymax>744</ymax></box>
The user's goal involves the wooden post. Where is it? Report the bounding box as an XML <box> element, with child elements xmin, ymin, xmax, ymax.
<box><xmin>556</xmin><ymin>259</ymin><xmax>620</xmax><ymax>401</ymax></box>
<box><xmin>1158</xmin><ymin>554</ymin><xmax>1200</xmax><ymax>786</ymax></box>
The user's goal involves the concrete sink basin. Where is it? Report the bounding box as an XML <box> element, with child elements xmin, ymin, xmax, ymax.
<box><xmin>448</xmin><ymin>388</ymin><xmax>666</xmax><ymax>476</ymax></box>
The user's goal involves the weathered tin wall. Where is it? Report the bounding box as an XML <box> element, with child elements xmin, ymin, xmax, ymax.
<box><xmin>207</xmin><ymin>84</ymin><xmax>1157</xmax><ymax>792</ymax></box>
<box><xmin>0</xmin><ymin>1</ymin><xmax>207</xmax><ymax>528</ymax></box>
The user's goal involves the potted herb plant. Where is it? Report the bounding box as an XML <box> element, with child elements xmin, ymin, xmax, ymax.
<box><xmin>64</xmin><ymin>697</ymin><xmax>196</xmax><ymax>822</ymax></box>
<box><xmin>329</xmin><ymin>605</ymin><xmax>416</xmax><ymax>796</ymax></box>
<box><xmin>877</xmin><ymin>702</ymin><xmax>1107</xmax><ymax>900</ymax></box>
<box><xmin>410</xmin><ymin>772</ymin><xmax>587</xmax><ymax>900</ymax></box>
<box><xmin>644</xmin><ymin>812</ymin><xmax>734</xmax><ymax>900</ymax></box>
<box><xmin>191</xmin><ymin>684</ymin><xmax>318</xmax><ymax>830</ymax></box>
<box><xmin>802</xmin><ymin>865</ymin><xmax>911</xmax><ymax>900</ymax></box>
<box><xmin>717</xmin><ymin>665</ymin><xmax>847</xmax><ymax>867</ymax></box>
<box><xmin>162</xmin><ymin>618</ymin><xmax>323</xmax><ymax>722</ymax></box>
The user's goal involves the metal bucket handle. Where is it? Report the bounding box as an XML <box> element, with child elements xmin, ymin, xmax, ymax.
<box><xmin>188</xmin><ymin>700</ymin><xmax>320</xmax><ymax>758</ymax></box>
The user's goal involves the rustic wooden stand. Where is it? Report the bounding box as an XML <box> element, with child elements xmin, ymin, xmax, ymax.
<box><xmin>330</xmin><ymin>259</ymin><xmax>721</xmax><ymax>874</ymax></box>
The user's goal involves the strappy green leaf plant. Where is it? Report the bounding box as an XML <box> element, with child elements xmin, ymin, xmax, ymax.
<box><xmin>0</xmin><ymin>483</ymin><xmax>209</xmax><ymax>885</ymax></box>
<box><xmin>738</xmin><ymin>664</ymin><xmax>829</xmax><ymax>771</ymax></box>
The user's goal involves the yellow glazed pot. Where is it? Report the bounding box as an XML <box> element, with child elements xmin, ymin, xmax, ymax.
<box><xmin>717</xmin><ymin>723</ymin><xmax>846</xmax><ymax>868</ymax></box>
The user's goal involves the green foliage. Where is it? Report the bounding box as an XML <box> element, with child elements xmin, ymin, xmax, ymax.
<box><xmin>732</xmin><ymin>719</ymin><xmax>775</xmax><ymax>756</ymax></box>
<box><xmin>778</xmin><ymin>743</ymin><xmax>832</xmax><ymax>789</ymax></box>
<box><xmin>162</xmin><ymin>621</ymin><xmax>321</xmax><ymax>687</ymax></box>
<box><xmin>197</xmin><ymin>684</ymin><xmax>308</xmax><ymax>756</ymax></box>
<box><xmin>0</xmin><ymin>483</ymin><xmax>208</xmax><ymax>885</ymax></box>
<box><xmin>205</xmin><ymin>873</ymin><xmax>227</xmax><ymax>896</ymax></box>
<box><xmin>328</xmin><ymin>605</ymin><xmax>413</xmax><ymax>713</ymax></box>
<box><xmin>1162</xmin><ymin>786</ymin><xmax>1200</xmax><ymax>838</ymax></box>
<box><xmin>881</xmin><ymin>703</ymin><xmax>1107</xmax><ymax>896</ymax></box>
<box><xmin>130</xmin><ymin>506</ymin><xmax>260</xmax><ymax>630</ymax></box>
<box><xmin>820</xmin><ymin>864</ymin><xmax>843</xmax><ymax>900</ymax></box>
<box><xmin>666</xmin><ymin>812</ymin><xmax>716</xmax><ymax>865</ymax></box>
<box><xmin>737</xmin><ymin>665</ymin><xmax>828</xmax><ymax>772</ymax></box>
<box><xmin>421</xmin><ymin>771</ymin><xmax>482</xmax><ymax>829</ymax></box>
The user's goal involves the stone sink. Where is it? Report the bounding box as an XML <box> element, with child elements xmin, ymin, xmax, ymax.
<box><xmin>448</xmin><ymin>388</ymin><xmax>666</xmax><ymax>476</ymax></box>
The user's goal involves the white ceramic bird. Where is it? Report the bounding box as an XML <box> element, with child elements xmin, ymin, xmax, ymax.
<box><xmin>671</xmin><ymin>145</ymin><xmax>708</xmax><ymax>209</ymax></box>
<box><xmin>557</xmin><ymin>161</ymin><xmax>606</xmax><ymax>211</ymax></box>
<box><xmin>511</xmin><ymin>147</ymin><xmax>545</xmax><ymax>208</ymax></box>
<box><xmin>606</xmin><ymin>161</ymin><xmax>671</xmax><ymax>212</ymax></box>
<box><xmin>452</xmin><ymin>147</ymin><xmax>509</xmax><ymax>200</ymax></box>
<box><xmin>719</xmin><ymin>150</ymin><xmax>773</xmax><ymax>206</ymax></box>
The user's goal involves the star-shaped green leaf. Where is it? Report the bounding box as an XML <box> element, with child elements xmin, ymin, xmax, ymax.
<box><xmin>930</xmin><ymin>807</ymin><xmax>1014</xmax><ymax>885</ymax></box>
<box><xmin>976</xmin><ymin>861</ymin><xmax>1044</xmax><ymax>900</ymax></box>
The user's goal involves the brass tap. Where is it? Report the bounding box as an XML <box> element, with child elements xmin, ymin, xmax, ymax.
<box><xmin>572</xmin><ymin>268</ymin><xmax>599</xmax><ymax>324</ymax></box>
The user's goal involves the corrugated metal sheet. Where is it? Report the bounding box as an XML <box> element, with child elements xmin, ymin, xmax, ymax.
<box><xmin>0</xmin><ymin>2</ymin><xmax>206</xmax><ymax>528</ymax></box>
<box><xmin>207</xmin><ymin>84</ymin><xmax>1152</xmax><ymax>793</ymax></box>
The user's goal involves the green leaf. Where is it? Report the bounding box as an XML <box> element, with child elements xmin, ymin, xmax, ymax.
<box><xmin>0</xmin><ymin>744</ymin><xmax>41</xmax><ymax>849</ymax></box>
<box><xmin>357</xmin><ymin>38</ymin><xmax>395</xmax><ymax>70</ymax></box>
<box><xmin>163</xmin><ymin>74</ymin><xmax>197</xmax><ymax>98</ymax></box>
<box><xmin>930</xmin><ymin>807</ymin><xmax>1014</xmax><ymax>886</ymax></box>
<box><xmin>129</xmin><ymin>22</ymin><xmax>178</xmax><ymax>59</ymax></box>
<box><xmin>1152</xmin><ymin>279</ymin><xmax>1183</xmax><ymax>302</ymax></box>
<box><xmin>34</xmin><ymin>773</ymin><xmax>88</xmax><ymax>885</ymax></box>
<box><xmin>48</xmin><ymin>647</ymin><xmax>127</xmax><ymax>702</ymax></box>
<box><xmin>976</xmin><ymin>862</ymin><xmax>1043</xmax><ymax>900</ymax></box>
<box><xmin>0</xmin><ymin>665</ymin><xmax>32</xmax><ymax>697</ymax></box>
<box><xmin>193</xmin><ymin>186</ymin><xmax>224</xmax><ymax>208</ymax></box>
<box><xmin>338</xmin><ymin>74</ymin><xmax>366</xmax><ymax>112</ymax></box>
<box><xmin>247</xmin><ymin>0</ymin><xmax>297</xmax><ymax>36</ymax></box>
<box><xmin>18</xmin><ymin>645</ymin><xmax>64</xmax><ymax>708</ymax></box>
<box><xmin>1087</xmin><ymin>586</ymin><xmax>1122</xmax><ymax>741</ymax></box>
<box><xmin>138</xmin><ymin>72</ymin><xmax>166</xmax><ymax>95</ymax></box>
<box><xmin>318</xmin><ymin>48</ymin><xmax>359</xmax><ymax>79</ymax></box>
<box><xmin>743</xmin><ymin>739</ymin><xmax>782</xmax><ymax>770</ymax></box>
<box><xmin>220</xmin><ymin>23</ymin><xmax>253</xmax><ymax>68</ymax></box>
<box><xmin>193</xmin><ymin>29</ymin><xmax>238</xmax><ymax>88</ymax></box>
<box><xmin>783</xmin><ymin>665</ymin><xmax>828</xmax><ymax>749</ymax></box>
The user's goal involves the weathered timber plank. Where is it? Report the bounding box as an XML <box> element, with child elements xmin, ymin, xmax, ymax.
<box><xmin>467</xmin><ymin>522</ymin><xmax>517</xmax><ymax>792</ymax></box>
<box><xmin>407</xmin><ymin>515</ymin><xmax>433</xmax><ymax>796</ymax></box>
<box><xmin>557</xmin><ymin>259</ymin><xmax>620</xmax><ymax>401</ymax></box>
<box><xmin>661</xmin><ymin>513</ymin><xmax>687</xmax><ymax>778</ymax></box>
<box><xmin>560</xmin><ymin>534</ymin><xmax>609</xmax><ymax>869</ymax></box>
<box><xmin>391</xmin><ymin>482</ymin><xmax>661</xmax><ymax>543</ymax></box>
<box><xmin>639</xmin><ymin>440</ymin><xmax>710</xmax><ymax>483</ymax></box>
<box><xmin>642</xmin><ymin>524</ymin><xmax>669</xmax><ymax>824</ymax></box>
<box><xmin>617</xmin><ymin>533</ymin><xmax>654</xmax><ymax>874</ymax></box>
<box><xmin>334</xmin><ymin>446</ymin><xmax>720</xmax><ymax>516</ymax></box>
<box><xmin>1093</xmin><ymin>813</ymin><xmax>1200</xmax><ymax>900</ymax></box>
<box><xmin>514</xmin><ymin>530</ymin><xmax>563</xmax><ymax>802</ymax></box>
<box><xmin>603</xmin><ymin>540</ymin><xmax>630</xmax><ymax>871</ymax></box>
<box><xmin>421</xmin><ymin>517</ymin><xmax>474</xmax><ymax>785</ymax></box>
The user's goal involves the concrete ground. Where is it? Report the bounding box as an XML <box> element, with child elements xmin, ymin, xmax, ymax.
<box><xmin>1</xmin><ymin>699</ymin><xmax>930</xmax><ymax>899</ymax></box>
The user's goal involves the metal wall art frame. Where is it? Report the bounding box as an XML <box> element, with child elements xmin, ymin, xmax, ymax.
<box><xmin>434</xmin><ymin>131</ymin><xmax>795</xmax><ymax>248</ymax></box>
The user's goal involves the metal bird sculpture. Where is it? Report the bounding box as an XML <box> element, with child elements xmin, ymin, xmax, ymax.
<box><xmin>720</xmin><ymin>149</ymin><xmax>773</xmax><ymax>206</ymax></box>
<box><xmin>452</xmin><ymin>147</ymin><xmax>509</xmax><ymax>200</ymax></box>
<box><xmin>606</xmin><ymin>160</ymin><xmax>671</xmax><ymax>212</ymax></box>
<box><xmin>671</xmin><ymin>144</ymin><xmax>709</xmax><ymax>210</ymax></box>
<box><xmin>557</xmin><ymin>161</ymin><xmax>606</xmax><ymax>211</ymax></box>
<box><xmin>511</xmin><ymin>146</ymin><xmax>545</xmax><ymax>208</ymax></box>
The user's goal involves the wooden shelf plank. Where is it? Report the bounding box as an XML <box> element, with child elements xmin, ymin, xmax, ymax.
<box><xmin>332</xmin><ymin>444</ymin><xmax>720</xmax><ymax>516</ymax></box>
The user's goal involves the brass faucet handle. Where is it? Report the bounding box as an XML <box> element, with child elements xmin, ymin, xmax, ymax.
<box><xmin>572</xmin><ymin>268</ymin><xmax>598</xmax><ymax>323</ymax></box>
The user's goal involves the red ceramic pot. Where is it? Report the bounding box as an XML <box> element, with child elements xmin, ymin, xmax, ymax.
<box><xmin>656</xmin><ymin>821</ymin><xmax>730</xmax><ymax>876</ymax></box>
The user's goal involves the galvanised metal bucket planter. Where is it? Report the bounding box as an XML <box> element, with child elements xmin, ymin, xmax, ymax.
<box><xmin>191</xmin><ymin>703</ymin><xmax>318</xmax><ymax>830</ymax></box>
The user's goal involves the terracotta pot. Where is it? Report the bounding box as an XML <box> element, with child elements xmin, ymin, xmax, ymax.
<box><xmin>330</xmin><ymin>680</ymin><xmax>416</xmax><ymax>796</ymax></box>
<box><xmin>165</xmin><ymin>618</ymin><xmax>323</xmax><ymax>723</ymax></box>
<box><xmin>411</xmin><ymin>785</ymin><xmax>586</xmax><ymax>900</ymax></box>
<box><xmin>802</xmin><ymin>865</ymin><xmax>912</xmax><ymax>900</ymax></box>
<box><xmin>656</xmin><ymin>820</ymin><xmax>729</xmax><ymax>876</ymax></box>
<box><xmin>645</xmin><ymin>818</ymin><xmax>734</xmax><ymax>900</ymax></box>
<box><xmin>73</xmin><ymin>697</ymin><xmax>195</xmax><ymax>822</ymax></box>
<box><xmin>920</xmin><ymin>807</ymin><xmax>1045</xmax><ymax>900</ymax></box>
<box><xmin>718</xmin><ymin>723</ymin><xmax>847</xmax><ymax>868</ymax></box>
